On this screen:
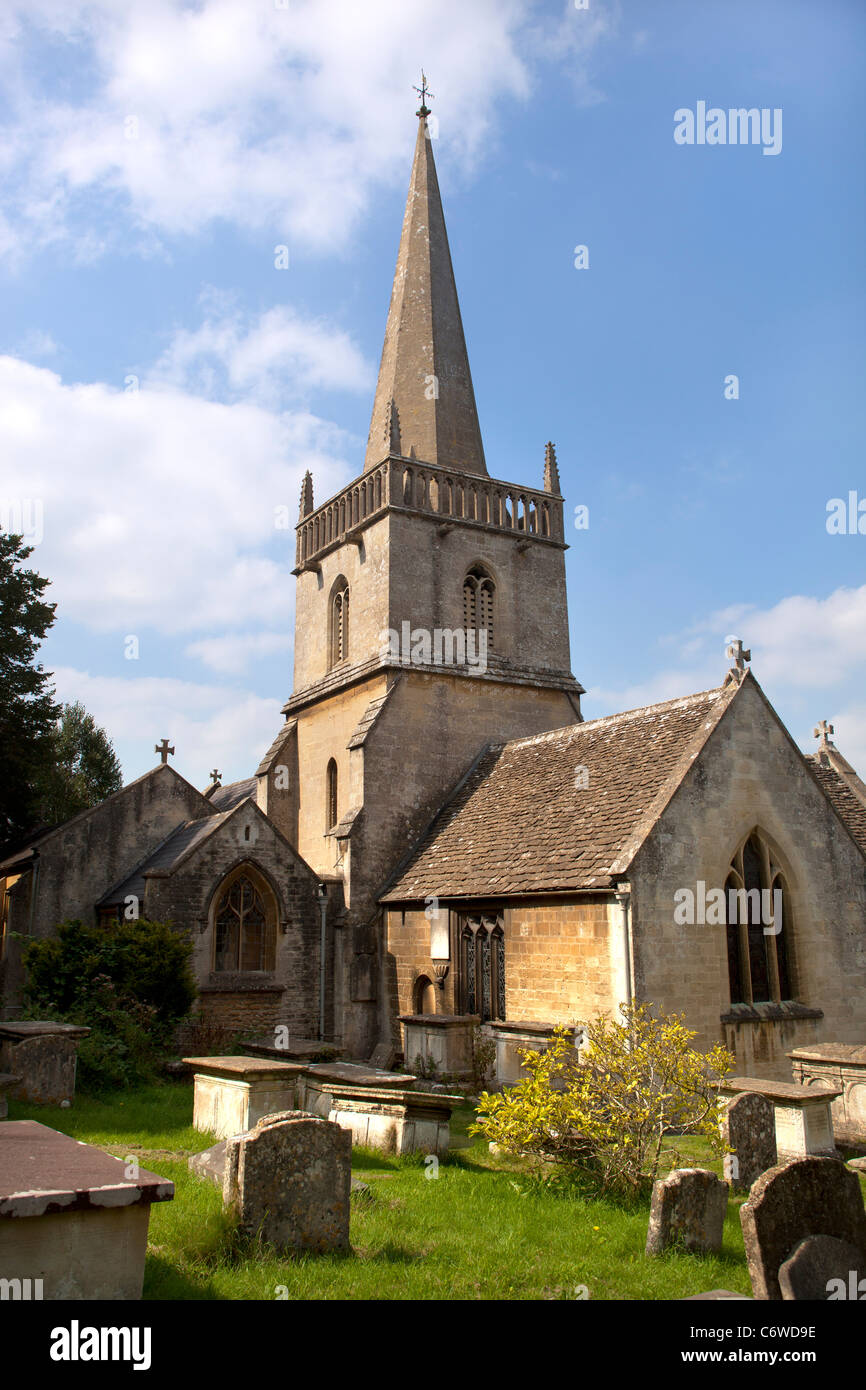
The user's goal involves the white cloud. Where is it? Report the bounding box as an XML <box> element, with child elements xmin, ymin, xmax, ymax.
<box><xmin>150</xmin><ymin>301</ymin><xmax>373</xmax><ymax>408</ymax></box>
<box><xmin>50</xmin><ymin>665</ymin><xmax>282</xmax><ymax>786</ymax></box>
<box><xmin>0</xmin><ymin>353</ymin><xmax>355</xmax><ymax>634</ymax></box>
<box><xmin>186</xmin><ymin>631</ymin><xmax>292</xmax><ymax>676</ymax></box>
<box><xmin>584</xmin><ymin>586</ymin><xmax>866</xmax><ymax>769</ymax></box>
<box><xmin>0</xmin><ymin>0</ymin><xmax>544</xmax><ymax>261</ymax></box>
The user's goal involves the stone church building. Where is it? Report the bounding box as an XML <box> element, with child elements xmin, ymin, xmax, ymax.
<box><xmin>2</xmin><ymin>108</ymin><xmax>865</xmax><ymax>1082</ymax></box>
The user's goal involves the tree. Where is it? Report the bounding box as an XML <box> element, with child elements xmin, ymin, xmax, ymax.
<box><xmin>36</xmin><ymin>701</ymin><xmax>123</xmax><ymax>824</ymax></box>
<box><xmin>471</xmin><ymin>1002</ymin><xmax>734</xmax><ymax>1194</ymax></box>
<box><xmin>0</xmin><ymin>532</ymin><xmax>60</xmax><ymax>849</ymax></box>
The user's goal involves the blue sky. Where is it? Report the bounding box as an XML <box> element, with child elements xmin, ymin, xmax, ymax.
<box><xmin>1</xmin><ymin>0</ymin><xmax>864</xmax><ymax>785</ymax></box>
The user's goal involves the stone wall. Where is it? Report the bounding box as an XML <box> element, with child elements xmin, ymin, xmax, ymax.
<box><xmin>143</xmin><ymin>803</ymin><xmax>324</xmax><ymax>1042</ymax></box>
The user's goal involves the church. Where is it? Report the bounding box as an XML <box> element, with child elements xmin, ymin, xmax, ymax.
<box><xmin>2</xmin><ymin>103</ymin><xmax>865</xmax><ymax>1083</ymax></box>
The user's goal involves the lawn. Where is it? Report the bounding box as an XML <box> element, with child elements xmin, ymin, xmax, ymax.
<box><xmin>8</xmin><ymin>1082</ymin><xmax>757</xmax><ymax>1301</ymax></box>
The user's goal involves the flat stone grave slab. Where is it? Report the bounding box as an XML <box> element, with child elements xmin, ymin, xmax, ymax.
<box><xmin>0</xmin><ymin>1120</ymin><xmax>173</xmax><ymax>1299</ymax></box>
<box><xmin>0</xmin><ymin>1022</ymin><xmax>90</xmax><ymax>1106</ymax></box>
<box><xmin>183</xmin><ymin>1055</ymin><xmax>305</xmax><ymax>1140</ymax></box>
<box><xmin>241</xmin><ymin>1036</ymin><xmax>345</xmax><ymax>1063</ymax></box>
<box><xmin>719</xmin><ymin>1075</ymin><xmax>841</xmax><ymax>1161</ymax></box>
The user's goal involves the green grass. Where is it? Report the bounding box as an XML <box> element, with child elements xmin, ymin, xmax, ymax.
<box><xmin>5</xmin><ymin>1083</ymin><xmax>761</xmax><ymax>1300</ymax></box>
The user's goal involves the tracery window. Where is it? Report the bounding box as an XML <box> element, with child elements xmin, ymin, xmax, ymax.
<box><xmin>459</xmin><ymin>914</ymin><xmax>505</xmax><ymax>1021</ymax></box>
<box><xmin>213</xmin><ymin>868</ymin><xmax>277</xmax><ymax>972</ymax></box>
<box><xmin>725</xmin><ymin>830</ymin><xmax>793</xmax><ymax>1006</ymax></box>
<box><xmin>330</xmin><ymin>579</ymin><xmax>349</xmax><ymax>667</ymax></box>
<box><xmin>463</xmin><ymin>566</ymin><xmax>495</xmax><ymax>651</ymax></box>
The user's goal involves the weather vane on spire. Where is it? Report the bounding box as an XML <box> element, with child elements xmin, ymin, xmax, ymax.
<box><xmin>414</xmin><ymin>70</ymin><xmax>434</xmax><ymax>118</ymax></box>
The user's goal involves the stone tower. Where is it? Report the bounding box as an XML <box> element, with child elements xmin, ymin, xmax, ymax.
<box><xmin>259</xmin><ymin>107</ymin><xmax>584</xmax><ymax>1056</ymax></box>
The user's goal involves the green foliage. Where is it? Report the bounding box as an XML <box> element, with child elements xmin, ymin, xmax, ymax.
<box><xmin>23</xmin><ymin>919</ymin><xmax>197</xmax><ymax>1090</ymax></box>
<box><xmin>470</xmin><ymin>1003</ymin><xmax>735</xmax><ymax>1195</ymax></box>
<box><xmin>470</xmin><ymin>1026</ymin><xmax>496</xmax><ymax>1094</ymax></box>
<box><xmin>35</xmin><ymin>700</ymin><xmax>123</xmax><ymax>824</ymax></box>
<box><xmin>0</xmin><ymin>532</ymin><xmax>60</xmax><ymax>850</ymax></box>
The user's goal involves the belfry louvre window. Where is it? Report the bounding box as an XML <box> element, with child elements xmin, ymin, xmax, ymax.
<box><xmin>725</xmin><ymin>831</ymin><xmax>793</xmax><ymax>1006</ymax></box>
<box><xmin>326</xmin><ymin>758</ymin><xmax>338</xmax><ymax>832</ymax></box>
<box><xmin>463</xmin><ymin>566</ymin><xmax>495</xmax><ymax>650</ymax></box>
<box><xmin>213</xmin><ymin>869</ymin><xmax>276</xmax><ymax>972</ymax></box>
<box><xmin>330</xmin><ymin>580</ymin><xmax>349</xmax><ymax>667</ymax></box>
<box><xmin>459</xmin><ymin>914</ymin><xmax>505</xmax><ymax>1022</ymax></box>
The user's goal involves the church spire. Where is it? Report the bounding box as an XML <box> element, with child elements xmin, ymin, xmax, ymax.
<box><xmin>363</xmin><ymin>88</ymin><xmax>487</xmax><ymax>476</ymax></box>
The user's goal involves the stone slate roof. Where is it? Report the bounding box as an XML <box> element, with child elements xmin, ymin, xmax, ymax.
<box><xmin>381</xmin><ymin>686</ymin><xmax>734</xmax><ymax>902</ymax></box>
<box><xmin>208</xmin><ymin>777</ymin><xmax>257</xmax><ymax>812</ymax></box>
<box><xmin>807</xmin><ymin>759</ymin><xmax>866</xmax><ymax>856</ymax></box>
<box><xmin>97</xmin><ymin>812</ymin><xmax>236</xmax><ymax>907</ymax></box>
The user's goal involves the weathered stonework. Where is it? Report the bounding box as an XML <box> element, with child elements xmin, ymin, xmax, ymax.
<box><xmin>720</xmin><ymin>1091</ymin><xmax>777</xmax><ymax>1192</ymax></box>
<box><xmin>645</xmin><ymin>1168</ymin><xmax>729</xmax><ymax>1257</ymax></box>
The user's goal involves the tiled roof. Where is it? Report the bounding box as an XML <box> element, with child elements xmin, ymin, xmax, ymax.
<box><xmin>208</xmin><ymin>777</ymin><xmax>257</xmax><ymax>812</ymax></box>
<box><xmin>381</xmin><ymin>686</ymin><xmax>733</xmax><ymax>901</ymax></box>
<box><xmin>97</xmin><ymin>812</ymin><xmax>234</xmax><ymax>906</ymax></box>
<box><xmin>808</xmin><ymin>759</ymin><xmax>866</xmax><ymax>856</ymax></box>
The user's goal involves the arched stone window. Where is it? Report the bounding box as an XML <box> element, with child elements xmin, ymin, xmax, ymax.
<box><xmin>326</xmin><ymin>758</ymin><xmax>338</xmax><ymax>832</ymax></box>
<box><xmin>725</xmin><ymin>830</ymin><xmax>793</xmax><ymax>1005</ymax></box>
<box><xmin>212</xmin><ymin>865</ymin><xmax>277</xmax><ymax>973</ymax></box>
<box><xmin>459</xmin><ymin>914</ymin><xmax>505</xmax><ymax>1021</ymax></box>
<box><xmin>463</xmin><ymin>565</ymin><xmax>495</xmax><ymax>651</ymax></box>
<box><xmin>330</xmin><ymin>578</ymin><xmax>349</xmax><ymax>667</ymax></box>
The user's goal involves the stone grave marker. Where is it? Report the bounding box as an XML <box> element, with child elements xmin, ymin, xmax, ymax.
<box><xmin>645</xmin><ymin>1168</ymin><xmax>728</xmax><ymax>1257</ymax></box>
<box><xmin>778</xmin><ymin>1234</ymin><xmax>865</xmax><ymax>1301</ymax></box>
<box><xmin>721</xmin><ymin>1091</ymin><xmax>777</xmax><ymax>1192</ymax></box>
<box><xmin>740</xmin><ymin>1155</ymin><xmax>866</xmax><ymax>1300</ymax></box>
<box><xmin>223</xmin><ymin>1110</ymin><xmax>350</xmax><ymax>1253</ymax></box>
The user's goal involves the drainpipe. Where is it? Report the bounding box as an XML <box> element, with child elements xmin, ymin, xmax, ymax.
<box><xmin>317</xmin><ymin>882</ymin><xmax>328</xmax><ymax>1041</ymax></box>
<box><xmin>614</xmin><ymin>881</ymin><xmax>633</xmax><ymax>1013</ymax></box>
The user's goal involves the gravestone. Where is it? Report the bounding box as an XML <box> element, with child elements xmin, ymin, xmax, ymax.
<box><xmin>721</xmin><ymin>1091</ymin><xmax>777</xmax><ymax>1192</ymax></box>
<box><xmin>223</xmin><ymin>1110</ymin><xmax>350</xmax><ymax>1253</ymax></box>
<box><xmin>368</xmin><ymin>1043</ymin><xmax>397</xmax><ymax>1072</ymax></box>
<box><xmin>778</xmin><ymin>1235</ymin><xmax>865</xmax><ymax>1301</ymax></box>
<box><xmin>645</xmin><ymin>1168</ymin><xmax>728</xmax><ymax>1256</ymax></box>
<box><xmin>0</xmin><ymin>1022</ymin><xmax>90</xmax><ymax>1105</ymax></box>
<box><xmin>740</xmin><ymin>1156</ymin><xmax>866</xmax><ymax>1300</ymax></box>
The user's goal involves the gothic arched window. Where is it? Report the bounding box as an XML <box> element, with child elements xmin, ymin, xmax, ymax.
<box><xmin>213</xmin><ymin>866</ymin><xmax>277</xmax><ymax>973</ymax></box>
<box><xmin>463</xmin><ymin>566</ymin><xmax>495</xmax><ymax>653</ymax></box>
<box><xmin>326</xmin><ymin>758</ymin><xmax>338</xmax><ymax>832</ymax></box>
<box><xmin>330</xmin><ymin>579</ymin><xmax>349</xmax><ymax>667</ymax></box>
<box><xmin>459</xmin><ymin>914</ymin><xmax>506</xmax><ymax>1021</ymax></box>
<box><xmin>725</xmin><ymin>830</ymin><xmax>793</xmax><ymax>1006</ymax></box>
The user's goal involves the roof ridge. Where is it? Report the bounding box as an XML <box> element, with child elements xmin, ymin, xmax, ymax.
<box><xmin>492</xmin><ymin>685</ymin><xmax>728</xmax><ymax>753</ymax></box>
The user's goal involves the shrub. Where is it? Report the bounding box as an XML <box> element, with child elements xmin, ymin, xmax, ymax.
<box><xmin>470</xmin><ymin>1002</ymin><xmax>734</xmax><ymax>1194</ymax></box>
<box><xmin>23</xmin><ymin>919</ymin><xmax>197</xmax><ymax>1091</ymax></box>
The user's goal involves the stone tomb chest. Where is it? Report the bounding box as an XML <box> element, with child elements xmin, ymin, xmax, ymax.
<box><xmin>719</xmin><ymin>1076</ymin><xmax>840</xmax><ymax>1162</ymax></box>
<box><xmin>0</xmin><ymin>1021</ymin><xmax>90</xmax><ymax>1106</ymax></box>
<box><xmin>184</xmin><ymin>1056</ymin><xmax>305</xmax><ymax>1140</ymax></box>
<box><xmin>0</xmin><ymin>1120</ymin><xmax>173</xmax><ymax>1299</ymax></box>
<box><xmin>789</xmin><ymin>1044</ymin><xmax>866</xmax><ymax>1148</ymax></box>
<box><xmin>298</xmin><ymin>1062</ymin><xmax>457</xmax><ymax>1157</ymax></box>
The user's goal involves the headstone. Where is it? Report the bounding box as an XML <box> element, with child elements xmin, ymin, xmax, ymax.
<box><xmin>368</xmin><ymin>1042</ymin><xmax>397</xmax><ymax>1071</ymax></box>
<box><xmin>645</xmin><ymin>1168</ymin><xmax>728</xmax><ymax>1256</ymax></box>
<box><xmin>721</xmin><ymin>1091</ymin><xmax>777</xmax><ymax>1191</ymax></box>
<box><xmin>740</xmin><ymin>1156</ymin><xmax>866</xmax><ymax>1300</ymax></box>
<box><xmin>778</xmin><ymin>1234</ymin><xmax>865</xmax><ymax>1301</ymax></box>
<box><xmin>223</xmin><ymin>1110</ymin><xmax>350</xmax><ymax>1253</ymax></box>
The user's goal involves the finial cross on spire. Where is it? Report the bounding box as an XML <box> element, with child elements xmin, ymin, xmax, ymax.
<box><xmin>413</xmin><ymin>70</ymin><xmax>434</xmax><ymax>118</ymax></box>
<box><xmin>155</xmin><ymin>738</ymin><xmax>175</xmax><ymax>765</ymax></box>
<box><xmin>210</xmin><ymin>769</ymin><xmax>222</xmax><ymax>785</ymax></box>
<box><xmin>813</xmin><ymin>720</ymin><xmax>834</xmax><ymax>746</ymax></box>
<box><xmin>725</xmin><ymin>638</ymin><xmax>751</xmax><ymax>673</ymax></box>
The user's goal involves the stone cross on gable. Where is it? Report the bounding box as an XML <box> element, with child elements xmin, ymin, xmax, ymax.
<box><xmin>813</xmin><ymin>720</ymin><xmax>835</xmax><ymax>748</ymax></box>
<box><xmin>155</xmin><ymin>738</ymin><xmax>175</xmax><ymax>765</ymax></box>
<box><xmin>210</xmin><ymin>769</ymin><xmax>222</xmax><ymax>785</ymax></box>
<box><xmin>726</xmin><ymin>638</ymin><xmax>751</xmax><ymax>674</ymax></box>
